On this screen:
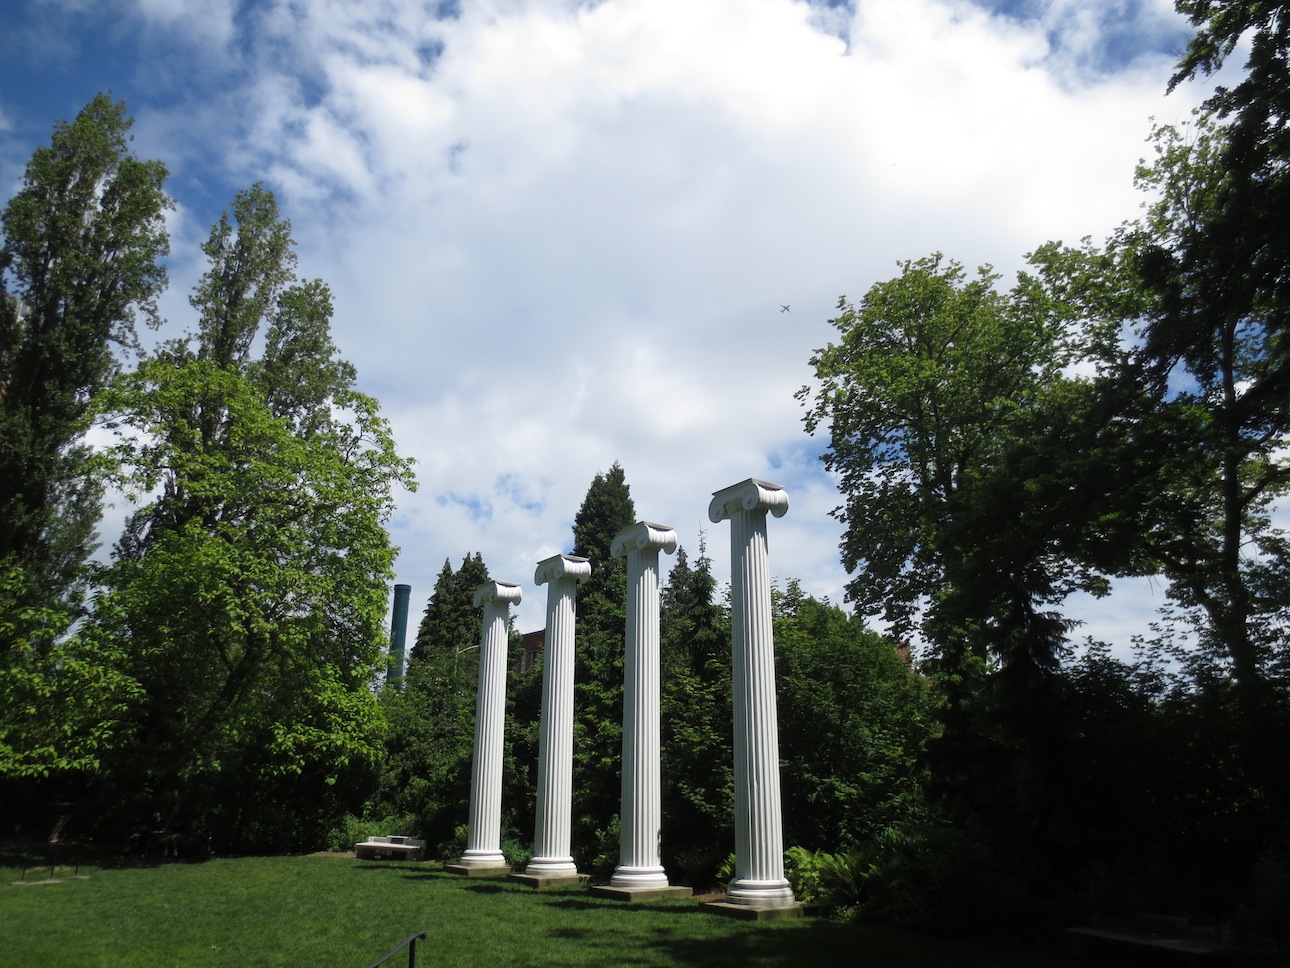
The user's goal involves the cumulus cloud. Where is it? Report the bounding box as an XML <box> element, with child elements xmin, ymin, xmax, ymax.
<box><xmin>1</xmin><ymin>0</ymin><xmax>1215</xmax><ymax>639</ymax></box>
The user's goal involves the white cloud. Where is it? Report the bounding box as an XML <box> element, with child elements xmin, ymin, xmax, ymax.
<box><xmin>5</xmin><ymin>0</ymin><xmax>1218</xmax><ymax>638</ymax></box>
<box><xmin>132</xmin><ymin>0</ymin><xmax>239</xmax><ymax>51</ymax></box>
<box><xmin>211</xmin><ymin>0</ymin><xmax>1211</xmax><ymax>633</ymax></box>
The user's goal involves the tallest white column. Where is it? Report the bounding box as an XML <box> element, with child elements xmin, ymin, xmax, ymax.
<box><xmin>609</xmin><ymin>520</ymin><xmax>677</xmax><ymax>890</ymax></box>
<box><xmin>709</xmin><ymin>479</ymin><xmax>796</xmax><ymax>908</ymax></box>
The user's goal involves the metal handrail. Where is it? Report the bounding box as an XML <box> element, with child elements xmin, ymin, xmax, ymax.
<box><xmin>365</xmin><ymin>931</ymin><xmax>428</xmax><ymax>968</ymax></box>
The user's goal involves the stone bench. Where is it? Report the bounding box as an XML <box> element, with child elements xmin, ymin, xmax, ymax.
<box><xmin>1066</xmin><ymin>915</ymin><xmax>1223</xmax><ymax>965</ymax></box>
<box><xmin>354</xmin><ymin>836</ymin><xmax>426</xmax><ymax>861</ymax></box>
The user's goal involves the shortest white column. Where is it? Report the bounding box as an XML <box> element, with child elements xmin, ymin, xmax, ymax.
<box><xmin>452</xmin><ymin>579</ymin><xmax>522</xmax><ymax>875</ymax></box>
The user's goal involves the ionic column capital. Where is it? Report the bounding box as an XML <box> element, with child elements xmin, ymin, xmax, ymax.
<box><xmin>534</xmin><ymin>554</ymin><xmax>592</xmax><ymax>586</ymax></box>
<box><xmin>611</xmin><ymin>521</ymin><xmax>678</xmax><ymax>558</ymax></box>
<box><xmin>708</xmin><ymin>478</ymin><xmax>789</xmax><ymax>523</ymax></box>
<box><xmin>473</xmin><ymin>580</ymin><xmax>523</xmax><ymax>608</ymax></box>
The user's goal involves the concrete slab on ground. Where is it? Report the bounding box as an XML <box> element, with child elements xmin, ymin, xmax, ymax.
<box><xmin>703</xmin><ymin>900</ymin><xmax>806</xmax><ymax>922</ymax></box>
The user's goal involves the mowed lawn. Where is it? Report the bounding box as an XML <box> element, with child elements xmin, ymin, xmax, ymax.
<box><xmin>1</xmin><ymin>855</ymin><xmax>1078</xmax><ymax>967</ymax></box>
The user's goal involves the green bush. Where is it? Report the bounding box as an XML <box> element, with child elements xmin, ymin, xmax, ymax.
<box><xmin>785</xmin><ymin>846</ymin><xmax>874</xmax><ymax>909</ymax></box>
<box><xmin>672</xmin><ymin>847</ymin><xmax>732</xmax><ymax>890</ymax></box>
<box><xmin>440</xmin><ymin>824</ymin><xmax>470</xmax><ymax>863</ymax></box>
<box><xmin>785</xmin><ymin>846</ymin><xmax>825</xmax><ymax>902</ymax></box>
<box><xmin>575</xmin><ymin>816</ymin><xmax>621</xmax><ymax>883</ymax></box>
<box><xmin>501</xmin><ymin>836</ymin><xmax>532</xmax><ymax>870</ymax></box>
<box><xmin>716</xmin><ymin>852</ymin><xmax>737</xmax><ymax>886</ymax></box>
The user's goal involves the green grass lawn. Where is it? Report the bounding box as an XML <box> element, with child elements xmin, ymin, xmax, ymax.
<box><xmin>1</xmin><ymin>855</ymin><xmax>1079</xmax><ymax>967</ymax></box>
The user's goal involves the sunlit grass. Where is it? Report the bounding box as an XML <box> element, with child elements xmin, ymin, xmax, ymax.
<box><xmin>0</xmin><ymin>855</ymin><xmax>1075</xmax><ymax>967</ymax></box>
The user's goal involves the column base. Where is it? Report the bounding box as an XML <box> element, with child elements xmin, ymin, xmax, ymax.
<box><xmin>726</xmin><ymin>878</ymin><xmax>797</xmax><ymax>907</ymax></box>
<box><xmin>704</xmin><ymin>900</ymin><xmax>805</xmax><ymax>921</ymax></box>
<box><xmin>445</xmin><ymin>850</ymin><xmax>510</xmax><ymax>877</ymax></box>
<box><xmin>608</xmin><ymin>865</ymin><xmax>670</xmax><ymax>890</ymax></box>
<box><xmin>525</xmin><ymin>857</ymin><xmax>578</xmax><ymax>877</ymax></box>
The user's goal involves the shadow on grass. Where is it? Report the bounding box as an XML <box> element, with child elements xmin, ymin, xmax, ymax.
<box><xmin>539</xmin><ymin>896</ymin><xmax>708</xmax><ymax>915</ymax></box>
<box><xmin>546</xmin><ymin>927</ymin><xmax>595</xmax><ymax>940</ymax></box>
<box><xmin>575</xmin><ymin>917</ymin><xmax>1071</xmax><ymax>968</ymax></box>
<box><xmin>463</xmin><ymin>882</ymin><xmax>509</xmax><ymax>894</ymax></box>
<box><xmin>353</xmin><ymin>867</ymin><xmax>438</xmax><ymax>877</ymax></box>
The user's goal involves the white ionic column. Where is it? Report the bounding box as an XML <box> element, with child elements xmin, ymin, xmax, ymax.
<box><xmin>709</xmin><ymin>479</ymin><xmax>796</xmax><ymax>908</ymax></box>
<box><xmin>458</xmin><ymin>580</ymin><xmax>523</xmax><ymax>870</ymax></box>
<box><xmin>526</xmin><ymin>554</ymin><xmax>592</xmax><ymax>878</ymax></box>
<box><xmin>609</xmin><ymin>521</ymin><xmax>677</xmax><ymax>890</ymax></box>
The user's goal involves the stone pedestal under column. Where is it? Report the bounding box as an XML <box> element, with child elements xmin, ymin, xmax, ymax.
<box><xmin>589</xmin><ymin>521</ymin><xmax>691</xmax><ymax>903</ymax></box>
<box><xmin>708</xmin><ymin>479</ymin><xmax>798</xmax><ymax>910</ymax></box>
<box><xmin>448</xmin><ymin>580</ymin><xmax>522</xmax><ymax>877</ymax></box>
<box><xmin>512</xmin><ymin>554</ymin><xmax>592</xmax><ymax>890</ymax></box>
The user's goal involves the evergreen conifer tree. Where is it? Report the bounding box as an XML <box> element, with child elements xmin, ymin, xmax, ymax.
<box><xmin>380</xmin><ymin>553</ymin><xmax>491</xmax><ymax>849</ymax></box>
<box><xmin>568</xmin><ymin>463</ymin><xmax>635</xmax><ymax>873</ymax></box>
<box><xmin>659</xmin><ymin>540</ymin><xmax>734</xmax><ymax>884</ymax></box>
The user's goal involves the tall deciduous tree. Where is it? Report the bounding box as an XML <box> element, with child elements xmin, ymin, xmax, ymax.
<box><xmin>0</xmin><ymin>93</ymin><xmax>170</xmax><ymax>609</ymax></box>
<box><xmin>96</xmin><ymin>185</ymin><xmax>414</xmax><ymax>849</ymax></box>
<box><xmin>1124</xmin><ymin>103</ymin><xmax>1290</xmax><ymax>699</ymax></box>
<box><xmin>797</xmin><ymin>252</ymin><xmax>1166</xmax><ymax>918</ymax></box>
<box><xmin>1170</xmin><ymin>4</ymin><xmax>1290</xmax><ymax>409</ymax></box>
<box><xmin>798</xmin><ymin>253</ymin><xmax>1104</xmax><ymax>679</ymax></box>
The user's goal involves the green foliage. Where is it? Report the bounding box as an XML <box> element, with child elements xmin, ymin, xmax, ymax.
<box><xmin>783</xmin><ymin>846</ymin><xmax>825</xmax><ymax>902</ymax></box>
<box><xmin>774</xmin><ymin>592</ymin><xmax>933</xmax><ymax>852</ymax></box>
<box><xmin>0</xmin><ymin>93</ymin><xmax>170</xmax><ymax>609</ymax></box>
<box><xmin>784</xmin><ymin>846</ymin><xmax>874</xmax><ymax>911</ymax></box>
<box><xmin>0</xmin><ymin>560</ymin><xmax>141</xmax><ymax>781</ymax></box>
<box><xmin>410</xmin><ymin>554</ymin><xmax>490</xmax><ymax>666</ymax></box>
<box><xmin>1170</xmin><ymin>1</ymin><xmax>1290</xmax><ymax>339</ymax></box>
<box><xmin>796</xmin><ymin>253</ymin><xmax>1137</xmax><ymax>914</ymax></box>
<box><xmin>1119</xmin><ymin>113</ymin><xmax>1290</xmax><ymax>697</ymax></box>
<box><xmin>797</xmin><ymin>253</ymin><xmax>1099</xmax><ymax>681</ymax></box>
<box><xmin>501</xmin><ymin>834</ymin><xmax>533</xmax><ymax>870</ymax></box>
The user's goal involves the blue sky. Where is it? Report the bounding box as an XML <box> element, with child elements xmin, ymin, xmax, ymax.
<box><xmin>1</xmin><ymin>0</ymin><xmax>1211</xmax><ymax>644</ymax></box>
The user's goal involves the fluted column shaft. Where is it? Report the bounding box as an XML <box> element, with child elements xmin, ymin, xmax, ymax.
<box><xmin>460</xmin><ymin>580</ymin><xmax>522</xmax><ymax>868</ymax></box>
<box><xmin>527</xmin><ymin>554</ymin><xmax>592</xmax><ymax>876</ymax></box>
<box><xmin>609</xmin><ymin>521</ymin><xmax>677</xmax><ymax>889</ymax></box>
<box><xmin>710</xmin><ymin>479</ymin><xmax>796</xmax><ymax>907</ymax></box>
